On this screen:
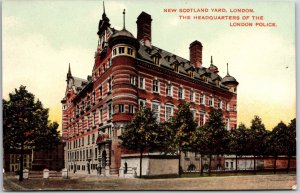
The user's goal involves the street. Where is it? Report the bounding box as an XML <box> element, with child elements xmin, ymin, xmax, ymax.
<box><xmin>3</xmin><ymin>173</ymin><xmax>296</xmax><ymax>190</ymax></box>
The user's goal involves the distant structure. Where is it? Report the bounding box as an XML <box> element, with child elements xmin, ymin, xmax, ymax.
<box><xmin>61</xmin><ymin>3</ymin><xmax>238</xmax><ymax>176</ymax></box>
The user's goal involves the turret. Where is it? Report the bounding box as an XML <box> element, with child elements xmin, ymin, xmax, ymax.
<box><xmin>221</xmin><ymin>63</ymin><xmax>239</xmax><ymax>93</ymax></box>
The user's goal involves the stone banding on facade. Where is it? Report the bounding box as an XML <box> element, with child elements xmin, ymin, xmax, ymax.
<box><xmin>62</xmin><ymin>5</ymin><xmax>238</xmax><ymax>176</ymax></box>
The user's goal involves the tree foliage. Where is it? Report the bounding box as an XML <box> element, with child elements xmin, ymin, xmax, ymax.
<box><xmin>3</xmin><ymin>85</ymin><xmax>60</xmax><ymax>180</ymax></box>
<box><xmin>120</xmin><ymin>107</ymin><xmax>159</xmax><ymax>177</ymax></box>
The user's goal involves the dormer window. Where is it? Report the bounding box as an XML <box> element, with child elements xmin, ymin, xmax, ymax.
<box><xmin>153</xmin><ymin>56</ymin><xmax>160</xmax><ymax>65</ymax></box>
<box><xmin>215</xmin><ymin>80</ymin><xmax>220</xmax><ymax>86</ymax></box>
<box><xmin>174</xmin><ymin>64</ymin><xmax>179</xmax><ymax>73</ymax></box>
<box><xmin>203</xmin><ymin>76</ymin><xmax>208</xmax><ymax>82</ymax></box>
<box><xmin>188</xmin><ymin>71</ymin><xmax>194</xmax><ymax>78</ymax></box>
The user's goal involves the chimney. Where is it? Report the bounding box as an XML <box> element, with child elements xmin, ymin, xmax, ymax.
<box><xmin>137</xmin><ymin>12</ymin><xmax>152</xmax><ymax>47</ymax></box>
<box><xmin>189</xmin><ymin>40</ymin><xmax>203</xmax><ymax>69</ymax></box>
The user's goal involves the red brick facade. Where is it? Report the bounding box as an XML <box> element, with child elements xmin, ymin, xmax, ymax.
<box><xmin>61</xmin><ymin>6</ymin><xmax>238</xmax><ymax>175</ymax></box>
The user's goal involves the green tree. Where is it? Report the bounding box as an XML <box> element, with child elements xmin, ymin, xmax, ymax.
<box><xmin>202</xmin><ymin>108</ymin><xmax>229</xmax><ymax>175</ymax></box>
<box><xmin>286</xmin><ymin>118</ymin><xmax>296</xmax><ymax>173</ymax></box>
<box><xmin>120</xmin><ymin>107</ymin><xmax>159</xmax><ymax>178</ymax></box>
<box><xmin>228</xmin><ymin>123</ymin><xmax>249</xmax><ymax>172</ymax></box>
<box><xmin>192</xmin><ymin>126</ymin><xmax>209</xmax><ymax>176</ymax></box>
<box><xmin>3</xmin><ymin>85</ymin><xmax>60</xmax><ymax>181</ymax></box>
<box><xmin>171</xmin><ymin>102</ymin><xmax>197</xmax><ymax>175</ymax></box>
<box><xmin>248</xmin><ymin>115</ymin><xmax>267</xmax><ymax>174</ymax></box>
<box><xmin>267</xmin><ymin>122</ymin><xmax>288</xmax><ymax>174</ymax></box>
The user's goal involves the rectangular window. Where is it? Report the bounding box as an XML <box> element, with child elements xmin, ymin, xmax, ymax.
<box><xmin>225</xmin><ymin>118</ymin><xmax>230</xmax><ymax>130</ymax></box>
<box><xmin>152</xmin><ymin>102</ymin><xmax>160</xmax><ymax>122</ymax></box>
<box><xmin>152</xmin><ymin>80</ymin><xmax>159</xmax><ymax>93</ymax></box>
<box><xmin>108</xmin><ymin>104</ymin><xmax>112</xmax><ymax>119</ymax></box>
<box><xmin>139</xmin><ymin>99</ymin><xmax>146</xmax><ymax>108</ymax></box>
<box><xmin>139</xmin><ymin>77</ymin><xmax>145</xmax><ymax>89</ymax></box>
<box><xmin>107</xmin><ymin>58</ymin><xmax>111</xmax><ymax>67</ymax></box>
<box><xmin>218</xmin><ymin>100</ymin><xmax>223</xmax><ymax>109</ymax></box>
<box><xmin>129</xmin><ymin>105</ymin><xmax>135</xmax><ymax>114</ymax></box>
<box><xmin>108</xmin><ymin>79</ymin><xmax>112</xmax><ymax>93</ymax></box>
<box><xmin>209</xmin><ymin>97</ymin><xmax>214</xmax><ymax>107</ymax></box>
<box><xmin>165</xmin><ymin>106</ymin><xmax>173</xmax><ymax>121</ymax></box>
<box><xmin>99</xmin><ymin>86</ymin><xmax>103</xmax><ymax>98</ymax></box>
<box><xmin>99</xmin><ymin>108</ymin><xmax>103</xmax><ymax>123</ymax></box>
<box><xmin>199</xmin><ymin>113</ymin><xmax>205</xmax><ymax>127</ymax></box>
<box><xmin>118</xmin><ymin>47</ymin><xmax>125</xmax><ymax>54</ymax></box>
<box><xmin>166</xmin><ymin>84</ymin><xmax>172</xmax><ymax>96</ymax></box>
<box><xmin>127</xmin><ymin>47</ymin><xmax>133</xmax><ymax>55</ymax></box>
<box><xmin>153</xmin><ymin>57</ymin><xmax>160</xmax><ymax>65</ymax></box>
<box><xmin>95</xmin><ymin>148</ymin><xmax>98</xmax><ymax>160</ymax></box>
<box><xmin>226</xmin><ymin>162</ymin><xmax>228</xmax><ymax>168</ymax></box>
<box><xmin>88</xmin><ymin>135</ymin><xmax>90</xmax><ymax>145</ymax></box>
<box><xmin>119</xmin><ymin>104</ymin><xmax>125</xmax><ymax>113</ymax></box>
<box><xmin>113</xmin><ymin>48</ymin><xmax>117</xmax><ymax>56</ymax></box>
<box><xmin>190</xmin><ymin>90</ymin><xmax>195</xmax><ymax>102</ymax></box>
<box><xmin>178</xmin><ymin>87</ymin><xmax>184</xmax><ymax>99</ymax></box>
<box><xmin>226</xmin><ymin>102</ymin><xmax>230</xmax><ymax>111</ymax></box>
<box><xmin>130</xmin><ymin>75</ymin><xmax>136</xmax><ymax>85</ymax></box>
<box><xmin>200</xmin><ymin>94</ymin><xmax>205</xmax><ymax>105</ymax></box>
<box><xmin>82</xmin><ymin>137</ymin><xmax>84</xmax><ymax>146</ymax></box>
<box><xmin>92</xmin><ymin>133</ymin><xmax>95</xmax><ymax>144</ymax></box>
<box><xmin>233</xmin><ymin>105</ymin><xmax>237</xmax><ymax>111</ymax></box>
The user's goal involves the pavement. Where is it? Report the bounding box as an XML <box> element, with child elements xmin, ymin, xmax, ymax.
<box><xmin>2</xmin><ymin>173</ymin><xmax>297</xmax><ymax>191</ymax></box>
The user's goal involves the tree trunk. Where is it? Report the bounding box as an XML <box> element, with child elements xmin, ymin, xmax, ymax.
<box><xmin>19</xmin><ymin>142</ymin><xmax>24</xmax><ymax>181</ymax></box>
<box><xmin>287</xmin><ymin>155</ymin><xmax>291</xmax><ymax>174</ymax></box>
<box><xmin>178</xmin><ymin>149</ymin><xmax>181</xmax><ymax>176</ymax></box>
<box><xmin>273</xmin><ymin>155</ymin><xmax>277</xmax><ymax>174</ymax></box>
<box><xmin>139</xmin><ymin>149</ymin><xmax>143</xmax><ymax>178</ymax></box>
<box><xmin>235</xmin><ymin>154</ymin><xmax>238</xmax><ymax>173</ymax></box>
<box><xmin>253</xmin><ymin>155</ymin><xmax>256</xmax><ymax>175</ymax></box>
<box><xmin>209</xmin><ymin>154</ymin><xmax>212</xmax><ymax>176</ymax></box>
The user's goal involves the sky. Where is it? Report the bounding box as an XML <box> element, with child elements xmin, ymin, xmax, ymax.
<box><xmin>3</xmin><ymin>0</ymin><xmax>296</xmax><ymax>131</ymax></box>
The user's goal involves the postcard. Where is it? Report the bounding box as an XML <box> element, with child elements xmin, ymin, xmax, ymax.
<box><xmin>2</xmin><ymin>0</ymin><xmax>296</xmax><ymax>191</ymax></box>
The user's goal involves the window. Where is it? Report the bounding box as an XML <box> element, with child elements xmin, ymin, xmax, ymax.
<box><xmin>99</xmin><ymin>86</ymin><xmax>103</xmax><ymax>99</ymax></box>
<box><xmin>139</xmin><ymin>77</ymin><xmax>145</xmax><ymax>89</ymax></box>
<box><xmin>107</xmin><ymin>58</ymin><xmax>111</xmax><ymax>67</ymax></box>
<box><xmin>119</xmin><ymin>104</ymin><xmax>125</xmax><ymax>113</ymax></box>
<box><xmin>166</xmin><ymin>84</ymin><xmax>172</xmax><ymax>97</ymax></box>
<box><xmin>88</xmin><ymin>135</ymin><xmax>90</xmax><ymax>145</ymax></box>
<box><xmin>152</xmin><ymin>102</ymin><xmax>160</xmax><ymax>122</ymax></box>
<box><xmin>107</xmin><ymin>78</ymin><xmax>112</xmax><ymax>93</ymax></box>
<box><xmin>200</xmin><ymin>94</ymin><xmax>205</xmax><ymax>105</ymax></box>
<box><xmin>218</xmin><ymin>100</ymin><xmax>223</xmax><ymax>109</ymax></box>
<box><xmin>95</xmin><ymin>148</ymin><xmax>98</xmax><ymax>160</ymax></box>
<box><xmin>233</xmin><ymin>105</ymin><xmax>237</xmax><ymax>111</ymax></box>
<box><xmin>203</xmin><ymin>76</ymin><xmax>208</xmax><ymax>82</ymax></box>
<box><xmin>93</xmin><ymin>112</ymin><xmax>96</xmax><ymax>126</ymax></box>
<box><xmin>199</xmin><ymin>113</ymin><xmax>205</xmax><ymax>127</ymax></box>
<box><xmin>152</xmin><ymin>80</ymin><xmax>159</xmax><ymax>93</ymax></box>
<box><xmin>99</xmin><ymin>108</ymin><xmax>103</xmax><ymax>124</ymax></box>
<box><xmin>178</xmin><ymin>87</ymin><xmax>184</xmax><ymax>99</ymax></box>
<box><xmin>188</xmin><ymin>71</ymin><xmax>194</xmax><ymax>78</ymax></box>
<box><xmin>190</xmin><ymin>90</ymin><xmax>195</xmax><ymax>102</ymax></box>
<box><xmin>127</xmin><ymin>47</ymin><xmax>133</xmax><ymax>55</ymax></box>
<box><xmin>113</xmin><ymin>48</ymin><xmax>117</xmax><ymax>56</ymax></box>
<box><xmin>82</xmin><ymin>137</ymin><xmax>84</xmax><ymax>146</ymax></box>
<box><xmin>129</xmin><ymin>105</ymin><xmax>135</xmax><ymax>114</ymax></box>
<box><xmin>108</xmin><ymin>104</ymin><xmax>112</xmax><ymax>119</ymax></box>
<box><xmin>165</xmin><ymin>105</ymin><xmax>173</xmax><ymax>121</ymax></box>
<box><xmin>226</xmin><ymin>103</ymin><xmax>230</xmax><ymax>111</ymax></box>
<box><xmin>118</xmin><ymin>47</ymin><xmax>125</xmax><ymax>54</ymax></box>
<box><xmin>153</xmin><ymin>56</ymin><xmax>160</xmax><ymax>65</ymax></box>
<box><xmin>79</xmin><ymin>138</ymin><xmax>81</xmax><ymax>147</ymax></box>
<box><xmin>225</xmin><ymin>118</ymin><xmax>230</xmax><ymax>130</ymax></box>
<box><xmin>209</xmin><ymin>97</ymin><xmax>214</xmax><ymax>107</ymax></box>
<box><xmin>139</xmin><ymin>99</ymin><xmax>146</xmax><ymax>108</ymax></box>
<box><xmin>226</xmin><ymin>162</ymin><xmax>228</xmax><ymax>168</ymax></box>
<box><xmin>130</xmin><ymin>75</ymin><xmax>136</xmax><ymax>85</ymax></box>
<box><xmin>174</xmin><ymin>65</ymin><xmax>179</xmax><ymax>72</ymax></box>
<box><xmin>92</xmin><ymin>133</ymin><xmax>95</xmax><ymax>144</ymax></box>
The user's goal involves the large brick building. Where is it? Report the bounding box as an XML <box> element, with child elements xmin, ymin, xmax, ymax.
<box><xmin>61</xmin><ymin>5</ymin><xmax>238</xmax><ymax>176</ymax></box>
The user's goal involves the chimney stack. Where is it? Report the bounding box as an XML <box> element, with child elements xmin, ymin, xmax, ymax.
<box><xmin>137</xmin><ymin>12</ymin><xmax>152</xmax><ymax>47</ymax></box>
<box><xmin>189</xmin><ymin>40</ymin><xmax>203</xmax><ymax>69</ymax></box>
